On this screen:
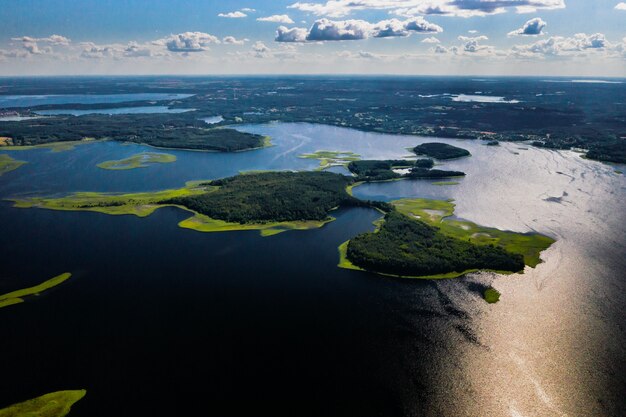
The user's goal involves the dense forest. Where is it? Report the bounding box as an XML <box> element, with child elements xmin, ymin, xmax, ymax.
<box><xmin>413</xmin><ymin>143</ymin><xmax>471</xmax><ymax>160</ymax></box>
<box><xmin>347</xmin><ymin>211</ymin><xmax>525</xmax><ymax>277</ymax></box>
<box><xmin>165</xmin><ymin>171</ymin><xmax>361</xmax><ymax>223</ymax></box>
<box><xmin>347</xmin><ymin>159</ymin><xmax>464</xmax><ymax>182</ymax></box>
<box><xmin>0</xmin><ymin>114</ymin><xmax>266</xmax><ymax>152</ymax></box>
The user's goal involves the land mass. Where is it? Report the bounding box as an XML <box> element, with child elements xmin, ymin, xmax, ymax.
<box><xmin>10</xmin><ymin>172</ymin><xmax>387</xmax><ymax>236</ymax></box>
<box><xmin>0</xmin><ymin>273</ymin><xmax>73</xmax><ymax>309</ymax></box>
<box><xmin>97</xmin><ymin>152</ymin><xmax>176</xmax><ymax>170</ymax></box>
<box><xmin>347</xmin><ymin>159</ymin><xmax>465</xmax><ymax>182</ymax></box>
<box><xmin>0</xmin><ymin>390</ymin><xmax>86</xmax><ymax>417</ymax></box>
<box><xmin>0</xmin><ymin>154</ymin><xmax>26</xmax><ymax>176</ymax></box>
<box><xmin>340</xmin><ymin>197</ymin><xmax>554</xmax><ymax>279</ymax></box>
<box><xmin>413</xmin><ymin>143</ymin><xmax>471</xmax><ymax>160</ymax></box>
<box><xmin>0</xmin><ymin>114</ymin><xmax>269</xmax><ymax>152</ymax></box>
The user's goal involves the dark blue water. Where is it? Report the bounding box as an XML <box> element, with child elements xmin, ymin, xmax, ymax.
<box><xmin>1</xmin><ymin>123</ymin><xmax>624</xmax><ymax>416</ymax></box>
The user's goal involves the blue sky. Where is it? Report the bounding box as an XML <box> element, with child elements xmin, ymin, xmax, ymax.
<box><xmin>1</xmin><ymin>0</ymin><xmax>625</xmax><ymax>76</ymax></box>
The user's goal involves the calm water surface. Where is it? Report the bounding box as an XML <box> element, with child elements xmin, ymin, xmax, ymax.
<box><xmin>0</xmin><ymin>123</ymin><xmax>624</xmax><ymax>416</ymax></box>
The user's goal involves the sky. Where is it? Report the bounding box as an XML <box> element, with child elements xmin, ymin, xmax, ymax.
<box><xmin>0</xmin><ymin>0</ymin><xmax>625</xmax><ymax>77</ymax></box>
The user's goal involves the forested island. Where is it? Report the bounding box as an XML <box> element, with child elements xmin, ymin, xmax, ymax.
<box><xmin>10</xmin><ymin>171</ymin><xmax>388</xmax><ymax>236</ymax></box>
<box><xmin>0</xmin><ymin>114</ymin><xmax>269</xmax><ymax>152</ymax></box>
<box><xmin>347</xmin><ymin>159</ymin><xmax>465</xmax><ymax>182</ymax></box>
<box><xmin>0</xmin><ymin>389</ymin><xmax>85</xmax><ymax>417</ymax></box>
<box><xmin>413</xmin><ymin>143</ymin><xmax>471</xmax><ymax>160</ymax></box>
<box><xmin>346</xmin><ymin>211</ymin><xmax>525</xmax><ymax>277</ymax></box>
<box><xmin>340</xmin><ymin>198</ymin><xmax>554</xmax><ymax>278</ymax></box>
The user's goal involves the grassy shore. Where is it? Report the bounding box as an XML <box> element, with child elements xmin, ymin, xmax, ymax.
<box><xmin>97</xmin><ymin>152</ymin><xmax>176</xmax><ymax>170</ymax></box>
<box><xmin>0</xmin><ymin>138</ymin><xmax>98</xmax><ymax>153</ymax></box>
<box><xmin>0</xmin><ymin>154</ymin><xmax>27</xmax><ymax>176</ymax></box>
<box><xmin>0</xmin><ymin>273</ymin><xmax>72</xmax><ymax>309</ymax></box>
<box><xmin>0</xmin><ymin>390</ymin><xmax>86</xmax><ymax>417</ymax></box>
<box><xmin>10</xmin><ymin>179</ymin><xmax>338</xmax><ymax>237</ymax></box>
<box><xmin>392</xmin><ymin>198</ymin><xmax>554</xmax><ymax>267</ymax></box>
<box><xmin>298</xmin><ymin>150</ymin><xmax>361</xmax><ymax>170</ymax></box>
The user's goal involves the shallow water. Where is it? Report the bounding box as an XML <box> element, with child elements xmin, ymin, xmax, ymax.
<box><xmin>0</xmin><ymin>123</ymin><xmax>624</xmax><ymax>416</ymax></box>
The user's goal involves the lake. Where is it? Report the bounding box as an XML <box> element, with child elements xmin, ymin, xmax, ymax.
<box><xmin>0</xmin><ymin>123</ymin><xmax>624</xmax><ymax>416</ymax></box>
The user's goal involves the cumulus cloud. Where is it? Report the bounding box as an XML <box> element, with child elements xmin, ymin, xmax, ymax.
<box><xmin>218</xmin><ymin>11</ymin><xmax>247</xmax><ymax>18</ymax></box>
<box><xmin>616</xmin><ymin>2</ymin><xmax>626</xmax><ymax>10</ymax></box>
<box><xmin>257</xmin><ymin>14</ymin><xmax>295</xmax><ymax>24</ymax></box>
<box><xmin>275</xmin><ymin>16</ymin><xmax>441</xmax><ymax>42</ymax></box>
<box><xmin>457</xmin><ymin>35</ymin><xmax>493</xmax><ymax>54</ymax></box>
<box><xmin>275</xmin><ymin>26</ymin><xmax>309</xmax><ymax>42</ymax></box>
<box><xmin>160</xmin><ymin>32</ymin><xmax>220</xmax><ymax>52</ymax></box>
<box><xmin>240</xmin><ymin>8</ymin><xmax>256</xmax><ymax>12</ymax></box>
<box><xmin>288</xmin><ymin>0</ymin><xmax>565</xmax><ymax>18</ymax></box>
<box><xmin>223</xmin><ymin>36</ymin><xmax>247</xmax><ymax>45</ymax></box>
<box><xmin>252</xmin><ymin>41</ymin><xmax>271</xmax><ymax>58</ymax></box>
<box><xmin>12</xmin><ymin>34</ymin><xmax>71</xmax><ymax>45</ymax></box>
<box><xmin>508</xmin><ymin>17</ymin><xmax>547</xmax><ymax>36</ymax></box>
<box><xmin>511</xmin><ymin>33</ymin><xmax>610</xmax><ymax>57</ymax></box>
<box><xmin>422</xmin><ymin>36</ymin><xmax>441</xmax><ymax>43</ymax></box>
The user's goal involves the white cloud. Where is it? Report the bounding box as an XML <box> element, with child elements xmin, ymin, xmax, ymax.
<box><xmin>252</xmin><ymin>41</ymin><xmax>271</xmax><ymax>58</ymax></box>
<box><xmin>615</xmin><ymin>2</ymin><xmax>626</xmax><ymax>10</ymax></box>
<box><xmin>288</xmin><ymin>0</ymin><xmax>565</xmax><ymax>18</ymax></box>
<box><xmin>422</xmin><ymin>36</ymin><xmax>440</xmax><ymax>44</ymax></box>
<box><xmin>508</xmin><ymin>17</ymin><xmax>547</xmax><ymax>36</ymax></box>
<box><xmin>275</xmin><ymin>26</ymin><xmax>309</xmax><ymax>42</ymax></box>
<box><xmin>160</xmin><ymin>32</ymin><xmax>220</xmax><ymax>52</ymax></box>
<box><xmin>257</xmin><ymin>15</ymin><xmax>295</xmax><ymax>24</ymax></box>
<box><xmin>457</xmin><ymin>35</ymin><xmax>493</xmax><ymax>54</ymax></box>
<box><xmin>276</xmin><ymin>17</ymin><xmax>441</xmax><ymax>42</ymax></box>
<box><xmin>223</xmin><ymin>36</ymin><xmax>247</xmax><ymax>45</ymax></box>
<box><xmin>511</xmin><ymin>33</ymin><xmax>611</xmax><ymax>57</ymax></box>
<box><xmin>240</xmin><ymin>8</ymin><xmax>256</xmax><ymax>12</ymax></box>
<box><xmin>218</xmin><ymin>11</ymin><xmax>247</xmax><ymax>18</ymax></box>
<box><xmin>12</xmin><ymin>35</ymin><xmax>71</xmax><ymax>45</ymax></box>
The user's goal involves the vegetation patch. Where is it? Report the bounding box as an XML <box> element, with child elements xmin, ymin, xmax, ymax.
<box><xmin>484</xmin><ymin>287</ymin><xmax>501</xmax><ymax>303</ymax></box>
<box><xmin>10</xmin><ymin>172</ymin><xmax>376</xmax><ymax>236</ymax></box>
<box><xmin>413</xmin><ymin>142</ymin><xmax>471</xmax><ymax>160</ymax></box>
<box><xmin>0</xmin><ymin>390</ymin><xmax>86</xmax><ymax>417</ymax></box>
<box><xmin>0</xmin><ymin>138</ymin><xmax>98</xmax><ymax>153</ymax></box>
<box><xmin>392</xmin><ymin>198</ymin><xmax>555</xmax><ymax>267</ymax></box>
<box><xmin>347</xmin><ymin>159</ymin><xmax>464</xmax><ymax>182</ymax></box>
<box><xmin>0</xmin><ymin>273</ymin><xmax>73</xmax><ymax>309</ymax></box>
<box><xmin>97</xmin><ymin>152</ymin><xmax>176</xmax><ymax>170</ymax></box>
<box><xmin>432</xmin><ymin>181</ymin><xmax>460</xmax><ymax>186</ymax></box>
<box><xmin>345</xmin><ymin>211</ymin><xmax>525</xmax><ymax>278</ymax></box>
<box><xmin>298</xmin><ymin>150</ymin><xmax>361</xmax><ymax>170</ymax></box>
<box><xmin>0</xmin><ymin>154</ymin><xmax>27</xmax><ymax>176</ymax></box>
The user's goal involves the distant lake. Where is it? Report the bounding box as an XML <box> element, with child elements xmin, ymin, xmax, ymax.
<box><xmin>34</xmin><ymin>106</ymin><xmax>195</xmax><ymax>116</ymax></box>
<box><xmin>202</xmin><ymin>115</ymin><xmax>224</xmax><ymax>124</ymax></box>
<box><xmin>0</xmin><ymin>123</ymin><xmax>624</xmax><ymax>417</ymax></box>
<box><xmin>0</xmin><ymin>93</ymin><xmax>193</xmax><ymax>108</ymax></box>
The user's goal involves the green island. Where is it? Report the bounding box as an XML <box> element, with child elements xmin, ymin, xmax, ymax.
<box><xmin>413</xmin><ymin>143</ymin><xmax>471</xmax><ymax>160</ymax></box>
<box><xmin>0</xmin><ymin>137</ymin><xmax>98</xmax><ymax>153</ymax></box>
<box><xmin>298</xmin><ymin>150</ymin><xmax>361</xmax><ymax>170</ymax></box>
<box><xmin>484</xmin><ymin>287</ymin><xmax>501</xmax><ymax>303</ymax></box>
<box><xmin>0</xmin><ymin>390</ymin><xmax>86</xmax><ymax>417</ymax></box>
<box><xmin>0</xmin><ymin>273</ymin><xmax>73</xmax><ymax>309</ymax></box>
<box><xmin>0</xmin><ymin>114</ymin><xmax>270</xmax><ymax>152</ymax></box>
<box><xmin>432</xmin><ymin>181</ymin><xmax>460</xmax><ymax>186</ymax></box>
<box><xmin>0</xmin><ymin>154</ymin><xmax>27</xmax><ymax>176</ymax></box>
<box><xmin>347</xmin><ymin>159</ymin><xmax>465</xmax><ymax>182</ymax></box>
<box><xmin>339</xmin><ymin>197</ymin><xmax>554</xmax><ymax>279</ymax></box>
<box><xmin>97</xmin><ymin>152</ymin><xmax>176</xmax><ymax>170</ymax></box>
<box><xmin>10</xmin><ymin>171</ymin><xmax>385</xmax><ymax>237</ymax></box>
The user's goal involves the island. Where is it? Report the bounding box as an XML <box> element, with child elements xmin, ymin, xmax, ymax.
<box><xmin>484</xmin><ymin>287</ymin><xmax>501</xmax><ymax>303</ymax></box>
<box><xmin>10</xmin><ymin>171</ymin><xmax>387</xmax><ymax>237</ymax></box>
<box><xmin>347</xmin><ymin>159</ymin><xmax>465</xmax><ymax>182</ymax></box>
<box><xmin>0</xmin><ymin>114</ymin><xmax>270</xmax><ymax>152</ymax></box>
<box><xmin>97</xmin><ymin>152</ymin><xmax>176</xmax><ymax>170</ymax></box>
<box><xmin>298</xmin><ymin>150</ymin><xmax>361</xmax><ymax>170</ymax></box>
<box><xmin>339</xmin><ymin>198</ymin><xmax>554</xmax><ymax>279</ymax></box>
<box><xmin>0</xmin><ymin>154</ymin><xmax>26</xmax><ymax>176</ymax></box>
<box><xmin>0</xmin><ymin>273</ymin><xmax>73</xmax><ymax>309</ymax></box>
<box><xmin>0</xmin><ymin>390</ymin><xmax>86</xmax><ymax>417</ymax></box>
<box><xmin>413</xmin><ymin>143</ymin><xmax>471</xmax><ymax>160</ymax></box>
